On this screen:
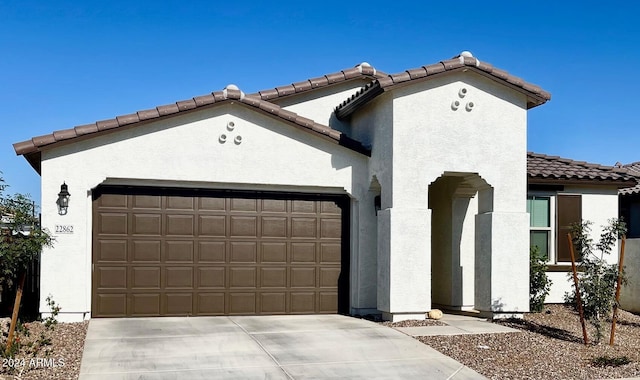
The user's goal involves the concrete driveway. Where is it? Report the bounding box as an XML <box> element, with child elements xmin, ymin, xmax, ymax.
<box><xmin>79</xmin><ymin>315</ymin><xmax>485</xmax><ymax>379</ymax></box>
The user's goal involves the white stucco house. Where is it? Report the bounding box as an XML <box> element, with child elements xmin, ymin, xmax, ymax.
<box><xmin>526</xmin><ymin>153</ymin><xmax>636</xmax><ymax>303</ymax></box>
<box><xmin>616</xmin><ymin>161</ymin><xmax>640</xmax><ymax>312</ymax></box>
<box><xmin>14</xmin><ymin>52</ymin><xmax>557</xmax><ymax>322</ymax></box>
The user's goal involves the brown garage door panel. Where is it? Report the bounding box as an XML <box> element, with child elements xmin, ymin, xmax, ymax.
<box><xmin>92</xmin><ymin>188</ymin><xmax>349</xmax><ymax>317</ymax></box>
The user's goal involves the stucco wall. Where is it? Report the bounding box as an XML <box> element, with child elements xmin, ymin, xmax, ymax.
<box><xmin>275</xmin><ymin>80</ymin><xmax>371</xmax><ymax>133</ymax></box>
<box><xmin>393</xmin><ymin>73</ymin><xmax>529</xmax><ymax>317</ymax></box>
<box><xmin>351</xmin><ymin>71</ymin><xmax>531</xmax><ymax>319</ymax></box>
<box><xmin>392</xmin><ymin>74</ymin><xmax>528</xmax><ymax>209</ymax></box>
<box><xmin>38</xmin><ymin>105</ymin><xmax>371</xmax><ymax>321</ymax></box>
<box><xmin>545</xmin><ymin>188</ymin><xmax>621</xmax><ymax>303</ymax></box>
<box><xmin>620</xmin><ymin>238</ymin><xmax>640</xmax><ymax>313</ymax></box>
<box><xmin>349</xmin><ymin>96</ymin><xmax>394</xmax><ymax>314</ymax></box>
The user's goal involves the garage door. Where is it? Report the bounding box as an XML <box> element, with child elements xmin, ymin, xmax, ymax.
<box><xmin>92</xmin><ymin>187</ymin><xmax>348</xmax><ymax>317</ymax></box>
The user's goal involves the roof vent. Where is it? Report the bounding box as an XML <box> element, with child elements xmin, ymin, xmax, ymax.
<box><xmin>357</xmin><ymin>62</ymin><xmax>376</xmax><ymax>76</ymax></box>
<box><xmin>223</xmin><ymin>84</ymin><xmax>245</xmax><ymax>100</ymax></box>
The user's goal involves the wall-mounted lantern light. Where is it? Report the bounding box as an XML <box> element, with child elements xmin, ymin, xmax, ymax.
<box><xmin>56</xmin><ymin>182</ymin><xmax>70</xmax><ymax>215</ymax></box>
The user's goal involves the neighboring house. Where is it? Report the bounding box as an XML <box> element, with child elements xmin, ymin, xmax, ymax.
<box><xmin>616</xmin><ymin>162</ymin><xmax>640</xmax><ymax>313</ymax></box>
<box><xmin>0</xmin><ymin>210</ymin><xmax>41</xmax><ymax>317</ymax></box>
<box><xmin>617</xmin><ymin>161</ymin><xmax>640</xmax><ymax>239</ymax></box>
<box><xmin>526</xmin><ymin>153</ymin><xmax>636</xmax><ymax>303</ymax></box>
<box><xmin>13</xmin><ymin>52</ymin><xmax>552</xmax><ymax>322</ymax></box>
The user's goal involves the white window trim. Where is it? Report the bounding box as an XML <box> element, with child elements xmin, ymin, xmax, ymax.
<box><xmin>528</xmin><ymin>191</ymin><xmax>585</xmax><ymax>265</ymax></box>
<box><xmin>528</xmin><ymin>192</ymin><xmax>556</xmax><ymax>264</ymax></box>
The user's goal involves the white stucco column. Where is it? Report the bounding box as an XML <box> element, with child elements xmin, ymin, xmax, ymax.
<box><xmin>475</xmin><ymin>211</ymin><xmax>530</xmax><ymax>318</ymax></box>
<box><xmin>350</xmin><ymin>191</ymin><xmax>379</xmax><ymax>315</ymax></box>
<box><xmin>451</xmin><ymin>194</ymin><xmax>477</xmax><ymax>310</ymax></box>
<box><xmin>377</xmin><ymin>207</ymin><xmax>431</xmax><ymax>321</ymax></box>
<box><xmin>620</xmin><ymin>238</ymin><xmax>640</xmax><ymax>313</ymax></box>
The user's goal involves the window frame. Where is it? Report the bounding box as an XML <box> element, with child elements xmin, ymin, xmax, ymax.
<box><xmin>527</xmin><ymin>192</ymin><xmax>556</xmax><ymax>263</ymax></box>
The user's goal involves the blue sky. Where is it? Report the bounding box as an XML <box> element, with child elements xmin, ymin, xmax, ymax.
<box><xmin>1</xmin><ymin>1</ymin><xmax>639</xmax><ymax>203</ymax></box>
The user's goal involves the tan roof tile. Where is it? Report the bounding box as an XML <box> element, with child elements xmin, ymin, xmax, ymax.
<box><xmin>391</xmin><ymin>71</ymin><xmax>411</xmax><ymax>84</ymax></box>
<box><xmin>13</xmin><ymin>86</ymin><xmax>371</xmax><ymax>173</ymax></box>
<box><xmin>291</xmin><ymin>80</ymin><xmax>312</xmax><ymax>92</ymax></box>
<box><xmin>407</xmin><ymin>67</ymin><xmax>427</xmax><ymax>80</ymax></box>
<box><xmin>52</xmin><ymin>129</ymin><xmax>76</xmax><ymax>141</ymax></box>
<box><xmin>335</xmin><ymin>53</ymin><xmax>552</xmax><ymax>120</ymax></box>
<box><xmin>309</xmin><ymin>76</ymin><xmax>329</xmax><ymax>88</ymax></box>
<box><xmin>75</xmin><ymin>124</ymin><xmax>98</xmax><ymax>135</ymax></box>
<box><xmin>193</xmin><ymin>94</ymin><xmax>216</xmax><ymax>107</ymax></box>
<box><xmin>325</xmin><ymin>72</ymin><xmax>345</xmax><ymax>84</ymax></box>
<box><xmin>275</xmin><ymin>85</ymin><xmax>296</xmax><ymax>97</ymax></box>
<box><xmin>137</xmin><ymin>109</ymin><xmax>161</xmax><ymax>120</ymax></box>
<box><xmin>176</xmin><ymin>99</ymin><xmax>197</xmax><ymax>111</ymax></box>
<box><xmin>424</xmin><ymin>62</ymin><xmax>446</xmax><ymax>75</ymax></box>
<box><xmin>13</xmin><ymin>140</ymin><xmax>35</xmax><ymax>156</ymax></box>
<box><xmin>116</xmin><ymin>113</ymin><xmax>140</xmax><ymax>126</ymax></box>
<box><xmin>616</xmin><ymin>162</ymin><xmax>640</xmax><ymax>194</ymax></box>
<box><xmin>96</xmin><ymin>119</ymin><xmax>118</xmax><ymax>131</ymax></box>
<box><xmin>157</xmin><ymin>104</ymin><xmax>180</xmax><ymax>116</ymax></box>
<box><xmin>251</xmin><ymin>62</ymin><xmax>385</xmax><ymax>101</ymax></box>
<box><xmin>342</xmin><ymin>67</ymin><xmax>362</xmax><ymax>80</ymax></box>
<box><xmin>258</xmin><ymin>88</ymin><xmax>279</xmax><ymax>100</ymax></box>
<box><xmin>527</xmin><ymin>152</ymin><xmax>636</xmax><ymax>187</ymax></box>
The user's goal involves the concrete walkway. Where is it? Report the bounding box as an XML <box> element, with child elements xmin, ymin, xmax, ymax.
<box><xmin>79</xmin><ymin>315</ymin><xmax>486</xmax><ymax>379</ymax></box>
<box><xmin>394</xmin><ymin>313</ymin><xmax>518</xmax><ymax>337</ymax></box>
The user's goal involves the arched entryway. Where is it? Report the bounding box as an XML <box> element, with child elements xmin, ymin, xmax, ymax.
<box><xmin>428</xmin><ymin>172</ymin><xmax>492</xmax><ymax>312</ymax></box>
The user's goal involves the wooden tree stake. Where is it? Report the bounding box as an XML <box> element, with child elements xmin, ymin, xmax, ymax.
<box><xmin>6</xmin><ymin>271</ymin><xmax>26</xmax><ymax>355</ymax></box>
<box><xmin>567</xmin><ymin>233</ymin><xmax>589</xmax><ymax>345</ymax></box>
<box><xmin>610</xmin><ymin>236</ymin><xmax>626</xmax><ymax>346</ymax></box>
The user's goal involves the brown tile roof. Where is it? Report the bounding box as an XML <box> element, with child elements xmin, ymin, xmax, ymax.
<box><xmin>251</xmin><ymin>62</ymin><xmax>386</xmax><ymax>101</ymax></box>
<box><xmin>14</xmin><ymin>86</ymin><xmax>371</xmax><ymax>173</ymax></box>
<box><xmin>615</xmin><ymin>161</ymin><xmax>640</xmax><ymax>195</ymax></box>
<box><xmin>527</xmin><ymin>152</ymin><xmax>636</xmax><ymax>187</ymax></box>
<box><xmin>335</xmin><ymin>52</ymin><xmax>552</xmax><ymax>120</ymax></box>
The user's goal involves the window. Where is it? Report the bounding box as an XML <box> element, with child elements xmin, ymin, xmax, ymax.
<box><xmin>556</xmin><ymin>194</ymin><xmax>582</xmax><ymax>262</ymax></box>
<box><xmin>527</xmin><ymin>196</ymin><xmax>551</xmax><ymax>259</ymax></box>
<box><xmin>527</xmin><ymin>193</ymin><xmax>582</xmax><ymax>263</ymax></box>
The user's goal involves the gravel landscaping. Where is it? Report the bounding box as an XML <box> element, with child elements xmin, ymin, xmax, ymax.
<box><xmin>419</xmin><ymin>304</ymin><xmax>640</xmax><ymax>379</ymax></box>
<box><xmin>1</xmin><ymin>318</ymin><xmax>88</xmax><ymax>380</ymax></box>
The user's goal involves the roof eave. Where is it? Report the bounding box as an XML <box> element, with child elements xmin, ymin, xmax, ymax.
<box><xmin>335</xmin><ymin>65</ymin><xmax>550</xmax><ymax>119</ymax></box>
<box><xmin>620</xmin><ymin>187</ymin><xmax>640</xmax><ymax>195</ymax></box>
<box><xmin>24</xmin><ymin>152</ymin><xmax>41</xmax><ymax>175</ymax></box>
<box><xmin>255</xmin><ymin>76</ymin><xmax>379</xmax><ymax>102</ymax></box>
<box><xmin>335</xmin><ymin>83</ymin><xmax>384</xmax><ymax>120</ymax></box>
<box><xmin>463</xmin><ymin>67</ymin><xmax>548</xmax><ymax>109</ymax></box>
<box><xmin>528</xmin><ymin>176</ymin><xmax>637</xmax><ymax>188</ymax></box>
<box><xmin>14</xmin><ymin>95</ymin><xmax>370</xmax><ymax>175</ymax></box>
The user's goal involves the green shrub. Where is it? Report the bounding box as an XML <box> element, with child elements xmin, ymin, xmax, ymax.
<box><xmin>530</xmin><ymin>246</ymin><xmax>552</xmax><ymax>312</ymax></box>
<box><xmin>564</xmin><ymin>219</ymin><xmax>626</xmax><ymax>343</ymax></box>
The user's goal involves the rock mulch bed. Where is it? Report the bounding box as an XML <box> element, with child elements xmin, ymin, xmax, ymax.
<box><xmin>419</xmin><ymin>304</ymin><xmax>640</xmax><ymax>379</ymax></box>
<box><xmin>1</xmin><ymin>318</ymin><xmax>88</xmax><ymax>380</ymax></box>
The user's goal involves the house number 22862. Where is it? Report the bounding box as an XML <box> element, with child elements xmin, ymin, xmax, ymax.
<box><xmin>55</xmin><ymin>225</ymin><xmax>74</xmax><ymax>234</ymax></box>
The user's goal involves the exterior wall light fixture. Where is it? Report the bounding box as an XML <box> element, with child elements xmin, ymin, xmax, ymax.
<box><xmin>57</xmin><ymin>182</ymin><xmax>70</xmax><ymax>215</ymax></box>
